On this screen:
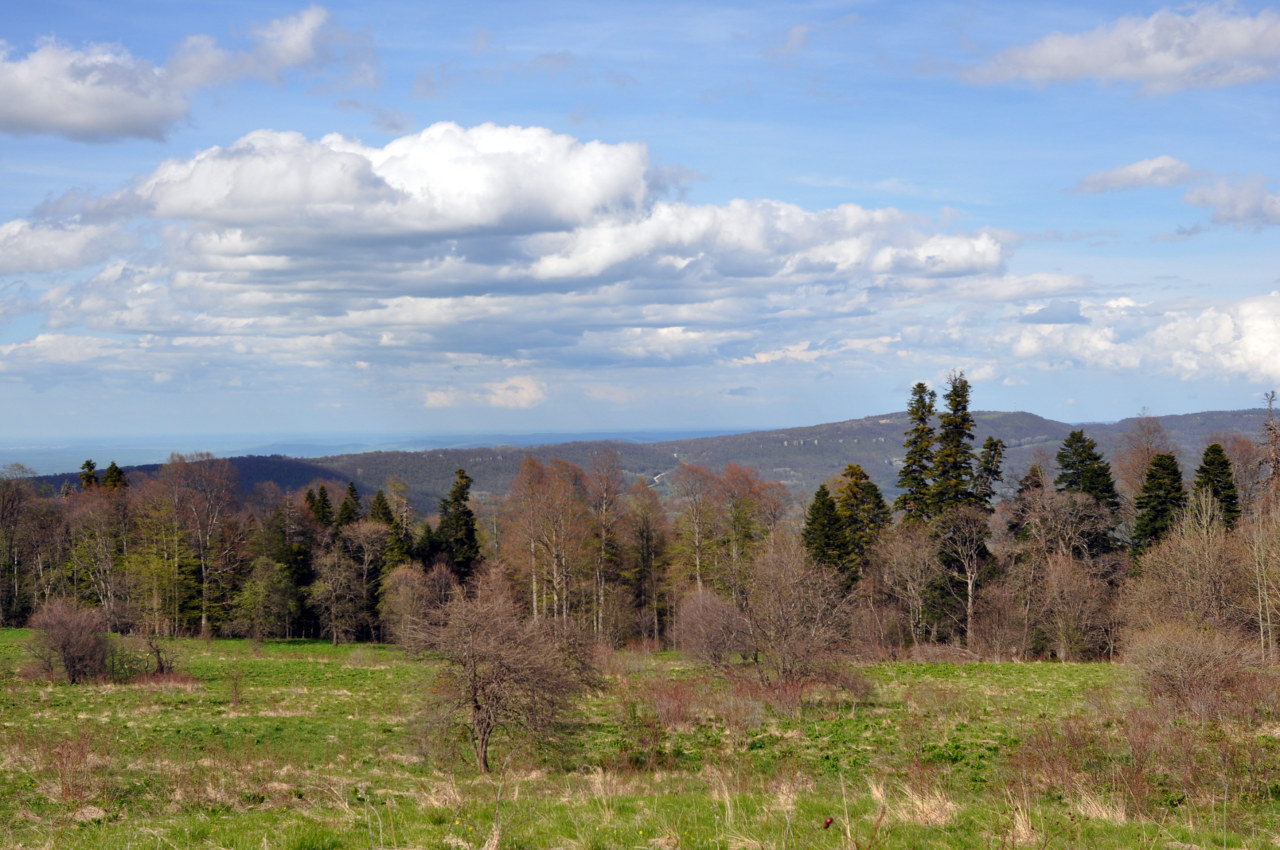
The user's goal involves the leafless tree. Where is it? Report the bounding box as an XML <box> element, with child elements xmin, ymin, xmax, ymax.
<box><xmin>425</xmin><ymin>568</ymin><xmax>591</xmax><ymax>773</ymax></box>
<box><xmin>1114</xmin><ymin>410</ymin><xmax>1176</xmax><ymax>501</ymax></box>
<box><xmin>741</xmin><ymin>536</ymin><xmax>852</xmax><ymax>685</ymax></box>
<box><xmin>27</xmin><ymin>598</ymin><xmax>109</xmax><ymax>684</ymax></box>
<box><xmin>934</xmin><ymin>505</ymin><xmax>992</xmax><ymax>649</ymax></box>
<box><xmin>869</xmin><ymin>523</ymin><xmax>943</xmax><ymax>647</ymax></box>
<box><xmin>672</xmin><ymin>587</ymin><xmax>750</xmax><ymax>667</ymax></box>
<box><xmin>1125</xmin><ymin>490</ymin><xmax>1250</xmax><ymax>633</ymax></box>
<box><xmin>380</xmin><ymin>562</ymin><xmax>457</xmax><ymax>652</ymax></box>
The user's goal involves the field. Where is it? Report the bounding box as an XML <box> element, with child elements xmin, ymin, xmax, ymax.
<box><xmin>2</xmin><ymin>631</ymin><xmax>1279</xmax><ymax>849</ymax></box>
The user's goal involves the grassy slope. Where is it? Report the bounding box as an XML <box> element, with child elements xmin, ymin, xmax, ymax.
<box><xmin>1</xmin><ymin>631</ymin><xmax>1277</xmax><ymax>849</ymax></box>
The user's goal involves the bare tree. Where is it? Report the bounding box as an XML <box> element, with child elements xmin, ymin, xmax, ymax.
<box><xmin>870</xmin><ymin>523</ymin><xmax>944</xmax><ymax>647</ymax></box>
<box><xmin>380</xmin><ymin>562</ymin><xmax>457</xmax><ymax>652</ymax></box>
<box><xmin>1114</xmin><ymin>410</ymin><xmax>1176</xmax><ymax>501</ymax></box>
<box><xmin>672</xmin><ymin>587</ymin><xmax>750</xmax><ymax>667</ymax></box>
<box><xmin>742</xmin><ymin>537</ymin><xmax>852</xmax><ymax>685</ymax></box>
<box><xmin>426</xmin><ymin>568</ymin><xmax>591</xmax><ymax>773</ymax></box>
<box><xmin>28</xmin><ymin>598</ymin><xmax>109</xmax><ymax>684</ymax></box>
<box><xmin>1125</xmin><ymin>490</ymin><xmax>1250</xmax><ymax>632</ymax></box>
<box><xmin>934</xmin><ymin>505</ymin><xmax>992</xmax><ymax>649</ymax></box>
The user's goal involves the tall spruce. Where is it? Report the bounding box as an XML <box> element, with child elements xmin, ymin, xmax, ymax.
<box><xmin>973</xmin><ymin>436</ymin><xmax>1006</xmax><ymax>509</ymax></box>
<box><xmin>1193</xmin><ymin>443</ymin><xmax>1241</xmax><ymax>528</ymax></box>
<box><xmin>895</xmin><ymin>381</ymin><xmax>937</xmax><ymax>521</ymax></box>
<box><xmin>101</xmin><ymin>461</ymin><xmax>129</xmax><ymax>489</ymax></box>
<box><xmin>834</xmin><ymin>463</ymin><xmax>890</xmax><ymax>574</ymax></box>
<box><xmin>434</xmin><ymin>468</ymin><xmax>481</xmax><ymax>582</ymax></box>
<box><xmin>930</xmin><ymin>371</ymin><xmax>978</xmax><ymax>513</ymax></box>
<box><xmin>311</xmin><ymin>485</ymin><xmax>334</xmax><ymax>528</ymax></box>
<box><xmin>1132</xmin><ymin>453</ymin><xmax>1187</xmax><ymax>554</ymax></box>
<box><xmin>1055</xmin><ymin>430</ymin><xmax>1120</xmax><ymax>514</ymax></box>
<box><xmin>801</xmin><ymin>484</ymin><xmax>851</xmax><ymax>573</ymax></box>
<box><xmin>335</xmin><ymin>481</ymin><xmax>362</xmax><ymax>528</ymax></box>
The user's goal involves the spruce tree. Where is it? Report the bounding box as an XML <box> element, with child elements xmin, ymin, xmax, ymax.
<box><xmin>368</xmin><ymin>490</ymin><xmax>394</xmax><ymax>524</ymax></box>
<box><xmin>1193</xmin><ymin>443</ymin><xmax>1241</xmax><ymax>527</ymax></box>
<box><xmin>835</xmin><ymin>463</ymin><xmax>890</xmax><ymax>570</ymax></box>
<box><xmin>930</xmin><ymin>371</ymin><xmax>978</xmax><ymax>513</ymax></box>
<box><xmin>335</xmin><ymin>481</ymin><xmax>361</xmax><ymax>528</ymax></box>
<box><xmin>1055</xmin><ymin>430</ymin><xmax>1120</xmax><ymax>513</ymax></box>
<box><xmin>802</xmin><ymin>484</ymin><xmax>851</xmax><ymax>573</ymax></box>
<box><xmin>311</xmin><ymin>485</ymin><xmax>334</xmax><ymax>527</ymax></box>
<box><xmin>1132</xmin><ymin>453</ymin><xmax>1187</xmax><ymax>554</ymax></box>
<box><xmin>435</xmin><ymin>468</ymin><xmax>481</xmax><ymax>582</ymax></box>
<box><xmin>895</xmin><ymin>381</ymin><xmax>936</xmax><ymax>521</ymax></box>
<box><xmin>973</xmin><ymin>436</ymin><xmax>1006</xmax><ymax>509</ymax></box>
<box><xmin>101</xmin><ymin>460</ymin><xmax>129</xmax><ymax>489</ymax></box>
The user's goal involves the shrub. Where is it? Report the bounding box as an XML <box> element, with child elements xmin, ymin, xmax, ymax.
<box><xmin>1125</xmin><ymin>622</ymin><xmax>1259</xmax><ymax>717</ymax></box>
<box><xmin>27</xmin><ymin>599</ymin><xmax>110</xmax><ymax>684</ymax></box>
<box><xmin>671</xmin><ymin>589</ymin><xmax>750</xmax><ymax>668</ymax></box>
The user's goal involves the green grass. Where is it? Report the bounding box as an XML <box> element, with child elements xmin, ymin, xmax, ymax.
<box><xmin>2</xmin><ymin>629</ymin><xmax>1278</xmax><ymax>848</ymax></box>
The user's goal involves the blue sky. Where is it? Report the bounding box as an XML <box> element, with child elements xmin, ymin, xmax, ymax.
<box><xmin>2</xmin><ymin>1</ymin><xmax>1280</xmax><ymax>448</ymax></box>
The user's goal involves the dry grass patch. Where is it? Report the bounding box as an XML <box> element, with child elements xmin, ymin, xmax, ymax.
<box><xmin>868</xmin><ymin>778</ymin><xmax>957</xmax><ymax>827</ymax></box>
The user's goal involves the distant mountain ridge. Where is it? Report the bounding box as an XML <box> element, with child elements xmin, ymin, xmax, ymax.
<box><xmin>35</xmin><ymin>408</ymin><xmax>1273</xmax><ymax>513</ymax></box>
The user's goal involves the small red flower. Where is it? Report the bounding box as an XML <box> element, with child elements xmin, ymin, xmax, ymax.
<box><xmin>823</xmin><ymin>817</ymin><xmax>834</xmax><ymax>830</ymax></box>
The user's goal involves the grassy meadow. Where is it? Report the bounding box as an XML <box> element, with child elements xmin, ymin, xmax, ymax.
<box><xmin>2</xmin><ymin>630</ymin><xmax>1279</xmax><ymax>849</ymax></box>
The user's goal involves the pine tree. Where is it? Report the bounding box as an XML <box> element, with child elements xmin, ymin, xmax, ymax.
<box><xmin>435</xmin><ymin>468</ymin><xmax>481</xmax><ymax>582</ymax></box>
<box><xmin>801</xmin><ymin>484</ymin><xmax>851</xmax><ymax>573</ymax></box>
<box><xmin>930</xmin><ymin>371</ymin><xmax>978</xmax><ymax>513</ymax></box>
<box><xmin>101</xmin><ymin>460</ymin><xmax>129</xmax><ymax>489</ymax></box>
<box><xmin>1055</xmin><ymin>430</ymin><xmax>1120</xmax><ymax>513</ymax></box>
<box><xmin>972</xmin><ymin>436</ymin><xmax>1006</xmax><ymax>509</ymax></box>
<box><xmin>1193</xmin><ymin>443</ymin><xmax>1241</xmax><ymax>527</ymax></box>
<box><xmin>79</xmin><ymin>459</ymin><xmax>98</xmax><ymax>490</ymax></box>
<box><xmin>368</xmin><ymin>490</ymin><xmax>394</xmax><ymax>524</ymax></box>
<box><xmin>835</xmin><ymin>464</ymin><xmax>890</xmax><ymax>572</ymax></box>
<box><xmin>335</xmin><ymin>481</ymin><xmax>361</xmax><ymax>528</ymax></box>
<box><xmin>311</xmin><ymin>485</ymin><xmax>334</xmax><ymax>527</ymax></box>
<box><xmin>895</xmin><ymin>382</ymin><xmax>936</xmax><ymax>520</ymax></box>
<box><xmin>1132</xmin><ymin>453</ymin><xmax>1187</xmax><ymax>554</ymax></box>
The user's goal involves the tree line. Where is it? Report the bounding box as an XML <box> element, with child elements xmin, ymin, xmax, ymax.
<box><xmin>5</xmin><ymin>374</ymin><xmax>1280</xmax><ymax>663</ymax></box>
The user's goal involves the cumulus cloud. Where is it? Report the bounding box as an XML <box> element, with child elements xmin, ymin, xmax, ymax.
<box><xmin>1185</xmin><ymin>177</ymin><xmax>1280</xmax><ymax>227</ymax></box>
<box><xmin>967</xmin><ymin>5</ymin><xmax>1280</xmax><ymax>94</ymax></box>
<box><xmin>1</xmin><ymin>121</ymin><xmax>1083</xmax><ymax>402</ymax></box>
<box><xmin>0</xmin><ymin>220</ymin><xmax>122</xmax><ymax>273</ymax></box>
<box><xmin>0</xmin><ymin>6</ymin><xmax>366</xmax><ymax>141</ymax></box>
<box><xmin>999</xmin><ymin>295</ymin><xmax>1280</xmax><ymax>383</ymax></box>
<box><xmin>424</xmin><ymin>375</ymin><xmax>548</xmax><ymax>409</ymax></box>
<box><xmin>1075</xmin><ymin>155</ymin><xmax>1196</xmax><ymax>193</ymax></box>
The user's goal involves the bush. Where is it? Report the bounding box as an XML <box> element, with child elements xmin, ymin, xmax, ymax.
<box><xmin>27</xmin><ymin>599</ymin><xmax>110</xmax><ymax>684</ymax></box>
<box><xmin>1125</xmin><ymin>622</ymin><xmax>1260</xmax><ymax>717</ymax></box>
<box><xmin>671</xmin><ymin>589</ymin><xmax>750</xmax><ymax>667</ymax></box>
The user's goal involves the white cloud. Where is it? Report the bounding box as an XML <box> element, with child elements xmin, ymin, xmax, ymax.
<box><xmin>0</xmin><ymin>6</ymin><xmax>364</xmax><ymax>141</ymax></box>
<box><xmin>424</xmin><ymin>375</ymin><xmax>547</xmax><ymax>409</ymax></box>
<box><xmin>968</xmin><ymin>5</ymin><xmax>1280</xmax><ymax>94</ymax></box>
<box><xmin>1075</xmin><ymin>155</ymin><xmax>1196</xmax><ymax>193</ymax></box>
<box><xmin>768</xmin><ymin>24</ymin><xmax>813</xmax><ymax>60</ymax></box>
<box><xmin>1184</xmin><ymin>177</ymin><xmax>1280</xmax><ymax>227</ymax></box>
<box><xmin>0</xmin><ymin>220</ymin><xmax>121</xmax><ymax>273</ymax></box>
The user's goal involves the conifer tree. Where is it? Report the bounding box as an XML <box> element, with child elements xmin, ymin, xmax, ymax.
<box><xmin>973</xmin><ymin>436</ymin><xmax>1006</xmax><ymax>509</ymax></box>
<box><xmin>930</xmin><ymin>371</ymin><xmax>978</xmax><ymax>512</ymax></box>
<box><xmin>311</xmin><ymin>485</ymin><xmax>334</xmax><ymax>528</ymax></box>
<box><xmin>834</xmin><ymin>464</ymin><xmax>890</xmax><ymax>572</ymax></box>
<box><xmin>1193</xmin><ymin>442</ymin><xmax>1241</xmax><ymax>528</ymax></box>
<box><xmin>1055</xmin><ymin>430</ymin><xmax>1120</xmax><ymax>513</ymax></box>
<box><xmin>802</xmin><ymin>484</ymin><xmax>850</xmax><ymax>572</ymax></box>
<box><xmin>335</xmin><ymin>481</ymin><xmax>361</xmax><ymax>528</ymax></box>
<box><xmin>368</xmin><ymin>490</ymin><xmax>394</xmax><ymax>524</ymax></box>
<box><xmin>1132</xmin><ymin>453</ymin><xmax>1187</xmax><ymax>554</ymax></box>
<box><xmin>895</xmin><ymin>381</ymin><xmax>936</xmax><ymax>520</ymax></box>
<box><xmin>79</xmin><ymin>459</ymin><xmax>98</xmax><ymax>490</ymax></box>
<box><xmin>101</xmin><ymin>460</ymin><xmax>129</xmax><ymax>489</ymax></box>
<box><xmin>434</xmin><ymin>468</ymin><xmax>481</xmax><ymax>582</ymax></box>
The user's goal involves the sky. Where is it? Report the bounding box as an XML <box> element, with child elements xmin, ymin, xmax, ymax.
<box><xmin>2</xmin><ymin>0</ymin><xmax>1280</xmax><ymax>450</ymax></box>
